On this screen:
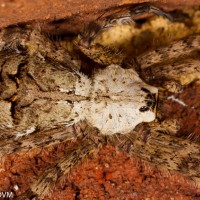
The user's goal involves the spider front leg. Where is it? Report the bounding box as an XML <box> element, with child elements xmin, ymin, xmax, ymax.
<box><xmin>136</xmin><ymin>35</ymin><xmax>200</xmax><ymax>93</ymax></box>
<box><xmin>80</xmin><ymin>3</ymin><xmax>173</xmax><ymax>46</ymax></box>
<box><xmin>128</xmin><ymin>3</ymin><xmax>174</xmax><ymax>21</ymax></box>
<box><xmin>16</xmin><ymin>127</ymin><xmax>102</xmax><ymax>199</ymax></box>
<box><xmin>77</xmin><ymin>3</ymin><xmax>173</xmax><ymax>65</ymax></box>
<box><xmin>120</xmin><ymin>119</ymin><xmax>200</xmax><ymax>186</ymax></box>
<box><xmin>101</xmin><ymin>2</ymin><xmax>173</xmax><ymax>32</ymax></box>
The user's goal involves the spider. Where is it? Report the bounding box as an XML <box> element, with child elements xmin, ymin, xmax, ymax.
<box><xmin>0</xmin><ymin>3</ymin><xmax>199</xmax><ymax>199</ymax></box>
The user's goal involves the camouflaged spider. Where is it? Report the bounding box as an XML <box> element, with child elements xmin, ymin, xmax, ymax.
<box><xmin>0</xmin><ymin>3</ymin><xmax>200</xmax><ymax>199</ymax></box>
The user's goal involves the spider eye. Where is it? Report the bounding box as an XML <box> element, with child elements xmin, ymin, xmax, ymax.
<box><xmin>147</xmin><ymin>101</ymin><xmax>152</xmax><ymax>107</ymax></box>
<box><xmin>141</xmin><ymin>87</ymin><xmax>150</xmax><ymax>93</ymax></box>
<box><xmin>139</xmin><ymin>106</ymin><xmax>149</xmax><ymax>112</ymax></box>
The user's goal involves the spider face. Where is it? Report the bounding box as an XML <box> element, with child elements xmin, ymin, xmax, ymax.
<box><xmin>140</xmin><ymin>87</ymin><xmax>157</xmax><ymax>113</ymax></box>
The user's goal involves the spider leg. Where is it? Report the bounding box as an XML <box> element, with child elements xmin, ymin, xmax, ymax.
<box><xmin>0</xmin><ymin>25</ymin><xmax>80</xmax><ymax>70</ymax></box>
<box><xmin>140</xmin><ymin>58</ymin><xmax>200</xmax><ymax>93</ymax></box>
<box><xmin>118</xmin><ymin>120</ymin><xmax>200</xmax><ymax>186</ymax></box>
<box><xmin>0</xmin><ymin>124</ymin><xmax>84</xmax><ymax>159</ymax></box>
<box><xmin>17</xmin><ymin>133</ymin><xmax>101</xmax><ymax>199</ymax></box>
<box><xmin>136</xmin><ymin>34</ymin><xmax>200</xmax><ymax>92</ymax></box>
<box><xmin>77</xmin><ymin>42</ymin><xmax>125</xmax><ymax>65</ymax></box>
<box><xmin>80</xmin><ymin>3</ymin><xmax>173</xmax><ymax>47</ymax></box>
<box><xmin>102</xmin><ymin>3</ymin><xmax>173</xmax><ymax>29</ymax></box>
<box><xmin>129</xmin><ymin>3</ymin><xmax>174</xmax><ymax>21</ymax></box>
<box><xmin>136</xmin><ymin>34</ymin><xmax>200</xmax><ymax>69</ymax></box>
